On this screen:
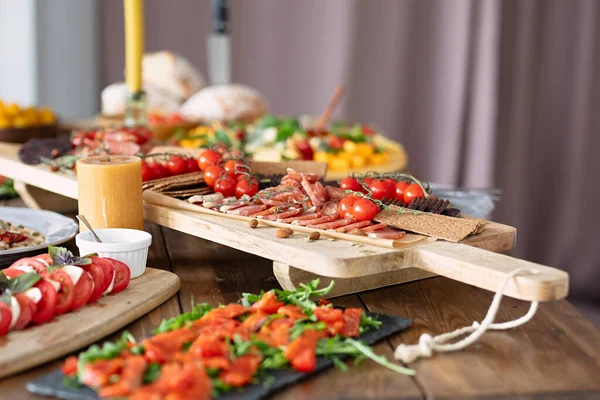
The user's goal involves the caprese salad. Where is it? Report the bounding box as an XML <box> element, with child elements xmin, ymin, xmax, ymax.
<box><xmin>0</xmin><ymin>246</ymin><xmax>131</xmax><ymax>337</ymax></box>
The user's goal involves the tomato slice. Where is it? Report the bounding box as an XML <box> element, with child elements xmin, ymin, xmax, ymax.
<box><xmin>0</xmin><ymin>302</ymin><xmax>12</xmax><ymax>336</ymax></box>
<box><xmin>31</xmin><ymin>280</ymin><xmax>58</xmax><ymax>324</ymax></box>
<box><xmin>48</xmin><ymin>270</ymin><xmax>75</xmax><ymax>315</ymax></box>
<box><xmin>33</xmin><ymin>253</ymin><xmax>53</xmax><ymax>266</ymax></box>
<box><xmin>82</xmin><ymin>262</ymin><xmax>106</xmax><ymax>304</ymax></box>
<box><xmin>90</xmin><ymin>256</ymin><xmax>115</xmax><ymax>295</ymax></box>
<box><xmin>103</xmin><ymin>258</ymin><xmax>130</xmax><ymax>294</ymax></box>
<box><xmin>3</xmin><ymin>269</ymin><xmax>24</xmax><ymax>279</ymax></box>
<box><xmin>70</xmin><ymin>271</ymin><xmax>93</xmax><ymax>311</ymax></box>
<box><xmin>13</xmin><ymin>293</ymin><xmax>35</xmax><ymax>330</ymax></box>
<box><xmin>9</xmin><ymin>257</ymin><xmax>49</xmax><ymax>276</ymax></box>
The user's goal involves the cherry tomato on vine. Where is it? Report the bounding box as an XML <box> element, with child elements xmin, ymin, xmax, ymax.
<box><xmin>296</xmin><ymin>139</ymin><xmax>314</xmax><ymax>160</ymax></box>
<box><xmin>141</xmin><ymin>162</ymin><xmax>153</xmax><ymax>182</ymax></box>
<box><xmin>362</xmin><ymin>177</ymin><xmax>375</xmax><ymax>187</ymax></box>
<box><xmin>235</xmin><ymin>177</ymin><xmax>259</xmax><ymax>198</ymax></box>
<box><xmin>395</xmin><ymin>181</ymin><xmax>409</xmax><ymax>202</ymax></box>
<box><xmin>339</xmin><ymin>195</ymin><xmax>360</xmax><ymax>218</ymax></box>
<box><xmin>166</xmin><ymin>155</ymin><xmax>186</xmax><ymax>176</ymax></box>
<box><xmin>224</xmin><ymin>159</ymin><xmax>246</xmax><ymax>178</ymax></box>
<box><xmin>383</xmin><ymin>178</ymin><xmax>397</xmax><ymax>189</ymax></box>
<box><xmin>148</xmin><ymin>163</ymin><xmax>168</xmax><ymax>180</ymax></box>
<box><xmin>204</xmin><ymin>165</ymin><xmax>224</xmax><ymax>188</ymax></box>
<box><xmin>340</xmin><ymin>177</ymin><xmax>363</xmax><ymax>193</ymax></box>
<box><xmin>328</xmin><ymin>136</ymin><xmax>345</xmax><ymax>150</ymax></box>
<box><xmin>214</xmin><ymin>175</ymin><xmax>236</xmax><ymax>197</ymax></box>
<box><xmin>369</xmin><ymin>179</ymin><xmax>395</xmax><ymax>201</ymax></box>
<box><xmin>350</xmin><ymin>198</ymin><xmax>380</xmax><ymax>222</ymax></box>
<box><xmin>197</xmin><ymin>149</ymin><xmax>222</xmax><ymax>171</ymax></box>
<box><xmin>185</xmin><ymin>158</ymin><xmax>200</xmax><ymax>173</ymax></box>
<box><xmin>403</xmin><ymin>183</ymin><xmax>425</xmax><ymax>205</ymax></box>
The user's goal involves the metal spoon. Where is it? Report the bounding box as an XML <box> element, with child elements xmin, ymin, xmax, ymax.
<box><xmin>76</xmin><ymin>215</ymin><xmax>103</xmax><ymax>243</ymax></box>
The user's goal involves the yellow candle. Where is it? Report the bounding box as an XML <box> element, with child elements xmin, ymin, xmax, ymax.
<box><xmin>124</xmin><ymin>0</ymin><xmax>144</xmax><ymax>93</ymax></box>
<box><xmin>77</xmin><ymin>156</ymin><xmax>144</xmax><ymax>231</ymax></box>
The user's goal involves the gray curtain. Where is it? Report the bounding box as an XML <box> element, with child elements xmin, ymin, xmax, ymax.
<box><xmin>100</xmin><ymin>0</ymin><xmax>600</xmax><ymax>319</ymax></box>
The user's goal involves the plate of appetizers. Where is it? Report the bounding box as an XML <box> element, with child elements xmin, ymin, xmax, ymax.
<box><xmin>0</xmin><ymin>208</ymin><xmax>78</xmax><ymax>259</ymax></box>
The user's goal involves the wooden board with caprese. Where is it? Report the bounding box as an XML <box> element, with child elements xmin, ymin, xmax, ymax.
<box><xmin>0</xmin><ymin>247</ymin><xmax>180</xmax><ymax>379</ymax></box>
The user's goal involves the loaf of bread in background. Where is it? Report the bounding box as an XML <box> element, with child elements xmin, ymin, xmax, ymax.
<box><xmin>180</xmin><ymin>84</ymin><xmax>269</xmax><ymax>122</ymax></box>
<box><xmin>142</xmin><ymin>51</ymin><xmax>205</xmax><ymax>100</ymax></box>
<box><xmin>101</xmin><ymin>82</ymin><xmax>182</xmax><ymax>117</ymax></box>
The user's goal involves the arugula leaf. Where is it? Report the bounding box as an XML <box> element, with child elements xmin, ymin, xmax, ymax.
<box><xmin>345</xmin><ymin>339</ymin><xmax>415</xmax><ymax>375</ymax></box>
<box><xmin>130</xmin><ymin>345</ymin><xmax>145</xmax><ymax>355</ymax></box>
<box><xmin>359</xmin><ymin>313</ymin><xmax>382</xmax><ymax>333</ymax></box>
<box><xmin>142</xmin><ymin>362</ymin><xmax>161</xmax><ymax>384</ymax></box>
<box><xmin>288</xmin><ymin>321</ymin><xmax>326</xmax><ymax>341</ymax></box>
<box><xmin>212</xmin><ymin>378</ymin><xmax>232</xmax><ymax>397</ymax></box>
<box><xmin>7</xmin><ymin>272</ymin><xmax>40</xmax><ymax>293</ymax></box>
<box><xmin>48</xmin><ymin>245</ymin><xmax>91</xmax><ymax>266</ymax></box>
<box><xmin>153</xmin><ymin>303</ymin><xmax>213</xmax><ymax>334</ymax></box>
<box><xmin>241</xmin><ymin>291</ymin><xmax>263</xmax><ymax>307</ymax></box>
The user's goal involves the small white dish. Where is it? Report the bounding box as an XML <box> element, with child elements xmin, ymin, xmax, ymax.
<box><xmin>76</xmin><ymin>228</ymin><xmax>152</xmax><ymax>278</ymax></box>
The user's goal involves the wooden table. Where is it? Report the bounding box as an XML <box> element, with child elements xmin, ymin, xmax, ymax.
<box><xmin>1</xmin><ymin>197</ymin><xmax>599</xmax><ymax>400</ymax></box>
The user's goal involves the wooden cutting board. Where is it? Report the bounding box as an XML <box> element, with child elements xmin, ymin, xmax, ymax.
<box><xmin>0</xmin><ymin>268</ymin><xmax>180</xmax><ymax>379</ymax></box>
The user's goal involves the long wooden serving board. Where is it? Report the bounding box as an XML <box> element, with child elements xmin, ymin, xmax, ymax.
<box><xmin>0</xmin><ymin>268</ymin><xmax>180</xmax><ymax>379</ymax></box>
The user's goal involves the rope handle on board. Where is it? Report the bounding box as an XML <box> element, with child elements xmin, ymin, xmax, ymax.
<box><xmin>394</xmin><ymin>267</ymin><xmax>540</xmax><ymax>363</ymax></box>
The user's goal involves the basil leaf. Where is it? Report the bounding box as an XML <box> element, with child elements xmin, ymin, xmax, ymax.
<box><xmin>214</xmin><ymin>130</ymin><xmax>233</xmax><ymax>147</ymax></box>
<box><xmin>0</xmin><ymin>289</ymin><xmax>12</xmax><ymax>305</ymax></box>
<box><xmin>48</xmin><ymin>245</ymin><xmax>91</xmax><ymax>266</ymax></box>
<box><xmin>8</xmin><ymin>272</ymin><xmax>40</xmax><ymax>293</ymax></box>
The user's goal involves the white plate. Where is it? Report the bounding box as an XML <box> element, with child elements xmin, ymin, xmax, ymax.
<box><xmin>0</xmin><ymin>207</ymin><xmax>78</xmax><ymax>257</ymax></box>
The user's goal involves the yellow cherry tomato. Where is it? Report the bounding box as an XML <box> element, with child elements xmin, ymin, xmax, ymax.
<box><xmin>342</xmin><ymin>140</ymin><xmax>357</xmax><ymax>154</ymax></box>
<box><xmin>351</xmin><ymin>154</ymin><xmax>367</xmax><ymax>169</ymax></box>
<box><xmin>0</xmin><ymin>100</ymin><xmax>4</xmax><ymax>113</ymax></box>
<box><xmin>355</xmin><ymin>143</ymin><xmax>374</xmax><ymax>157</ymax></box>
<box><xmin>0</xmin><ymin>116</ymin><xmax>12</xmax><ymax>129</ymax></box>
<box><xmin>180</xmin><ymin>138</ymin><xmax>205</xmax><ymax>148</ymax></box>
<box><xmin>4</xmin><ymin>103</ymin><xmax>20</xmax><ymax>117</ymax></box>
<box><xmin>337</xmin><ymin>151</ymin><xmax>354</xmax><ymax>162</ymax></box>
<box><xmin>313</xmin><ymin>151</ymin><xmax>331</xmax><ymax>163</ymax></box>
<box><xmin>329</xmin><ymin>156</ymin><xmax>351</xmax><ymax>171</ymax></box>
<box><xmin>369</xmin><ymin>152</ymin><xmax>389</xmax><ymax>166</ymax></box>
<box><xmin>12</xmin><ymin>116</ymin><xmax>30</xmax><ymax>128</ymax></box>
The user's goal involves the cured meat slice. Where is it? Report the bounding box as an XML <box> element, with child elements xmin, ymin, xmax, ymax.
<box><xmin>311</xmin><ymin>218</ymin><xmax>355</xmax><ymax>230</ymax></box>
<box><xmin>325</xmin><ymin>186</ymin><xmax>345</xmax><ymax>201</ymax></box>
<box><xmin>361</xmin><ymin>223</ymin><xmax>387</xmax><ymax>232</ymax></box>
<box><xmin>280</xmin><ymin>212</ymin><xmax>319</xmax><ymax>224</ymax></box>
<box><xmin>262</xmin><ymin>208</ymin><xmax>303</xmax><ymax>221</ymax></box>
<box><xmin>283</xmin><ymin>168</ymin><xmax>320</xmax><ymax>185</ymax></box>
<box><xmin>335</xmin><ymin>221</ymin><xmax>371</xmax><ymax>233</ymax></box>
<box><xmin>367</xmin><ymin>228</ymin><xmax>406</xmax><ymax>240</ymax></box>
<box><xmin>255</xmin><ymin>186</ymin><xmax>306</xmax><ymax>207</ymax></box>
<box><xmin>320</xmin><ymin>201</ymin><xmax>340</xmax><ymax>217</ymax></box>
<box><xmin>299</xmin><ymin>215</ymin><xmax>337</xmax><ymax>226</ymax></box>
<box><xmin>301</xmin><ymin>176</ymin><xmax>327</xmax><ymax>207</ymax></box>
<box><xmin>249</xmin><ymin>206</ymin><xmax>279</xmax><ymax>217</ymax></box>
<box><xmin>220</xmin><ymin>199</ymin><xmax>252</xmax><ymax>213</ymax></box>
<box><xmin>227</xmin><ymin>204</ymin><xmax>268</xmax><ymax>216</ymax></box>
<box><xmin>188</xmin><ymin>193</ymin><xmax>224</xmax><ymax>205</ymax></box>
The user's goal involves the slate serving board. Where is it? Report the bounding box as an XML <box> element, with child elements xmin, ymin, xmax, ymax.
<box><xmin>26</xmin><ymin>312</ymin><xmax>412</xmax><ymax>400</ymax></box>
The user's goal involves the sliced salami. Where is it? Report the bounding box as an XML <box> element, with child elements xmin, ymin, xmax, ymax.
<box><xmin>367</xmin><ymin>228</ymin><xmax>406</xmax><ymax>240</ymax></box>
<box><xmin>299</xmin><ymin>215</ymin><xmax>337</xmax><ymax>226</ymax></box>
<box><xmin>311</xmin><ymin>218</ymin><xmax>356</xmax><ymax>230</ymax></box>
<box><xmin>281</xmin><ymin>212</ymin><xmax>320</xmax><ymax>224</ymax></box>
<box><xmin>335</xmin><ymin>221</ymin><xmax>371</xmax><ymax>233</ymax></box>
<box><xmin>361</xmin><ymin>223</ymin><xmax>388</xmax><ymax>232</ymax></box>
<box><xmin>320</xmin><ymin>201</ymin><xmax>340</xmax><ymax>217</ymax></box>
<box><xmin>228</xmin><ymin>204</ymin><xmax>268</xmax><ymax>216</ymax></box>
<box><xmin>263</xmin><ymin>208</ymin><xmax>303</xmax><ymax>221</ymax></box>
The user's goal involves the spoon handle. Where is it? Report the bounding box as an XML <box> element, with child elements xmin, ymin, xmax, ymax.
<box><xmin>76</xmin><ymin>215</ymin><xmax>103</xmax><ymax>243</ymax></box>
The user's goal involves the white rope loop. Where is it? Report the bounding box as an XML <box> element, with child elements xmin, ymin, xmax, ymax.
<box><xmin>394</xmin><ymin>267</ymin><xmax>540</xmax><ymax>363</ymax></box>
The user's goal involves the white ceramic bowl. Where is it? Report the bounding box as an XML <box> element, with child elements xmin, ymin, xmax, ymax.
<box><xmin>75</xmin><ymin>229</ymin><xmax>152</xmax><ymax>278</ymax></box>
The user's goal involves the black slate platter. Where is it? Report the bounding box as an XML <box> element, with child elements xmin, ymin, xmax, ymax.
<box><xmin>26</xmin><ymin>312</ymin><xmax>412</xmax><ymax>400</ymax></box>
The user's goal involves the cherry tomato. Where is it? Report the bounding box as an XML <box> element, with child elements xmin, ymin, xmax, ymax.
<box><xmin>339</xmin><ymin>195</ymin><xmax>359</xmax><ymax>218</ymax></box>
<box><xmin>31</xmin><ymin>280</ymin><xmax>58</xmax><ymax>324</ymax></box>
<box><xmin>141</xmin><ymin>162</ymin><xmax>153</xmax><ymax>182</ymax></box>
<box><xmin>296</xmin><ymin>139</ymin><xmax>314</xmax><ymax>160</ymax></box>
<box><xmin>351</xmin><ymin>198</ymin><xmax>380</xmax><ymax>222</ymax></box>
<box><xmin>369</xmin><ymin>180</ymin><xmax>395</xmax><ymax>201</ymax></box>
<box><xmin>328</xmin><ymin>136</ymin><xmax>345</xmax><ymax>150</ymax></box>
<box><xmin>147</xmin><ymin>114</ymin><xmax>164</xmax><ymax>125</ymax></box>
<box><xmin>235</xmin><ymin>177</ymin><xmax>259</xmax><ymax>198</ymax></box>
<box><xmin>126</xmin><ymin>127</ymin><xmax>152</xmax><ymax>145</ymax></box>
<box><xmin>395</xmin><ymin>181</ymin><xmax>409</xmax><ymax>202</ymax></box>
<box><xmin>223</xmin><ymin>159</ymin><xmax>246</xmax><ymax>178</ymax></box>
<box><xmin>148</xmin><ymin>162</ymin><xmax>168</xmax><ymax>180</ymax></box>
<box><xmin>104</xmin><ymin>258</ymin><xmax>131</xmax><ymax>294</ymax></box>
<box><xmin>165</xmin><ymin>113</ymin><xmax>184</xmax><ymax>123</ymax></box>
<box><xmin>48</xmin><ymin>270</ymin><xmax>75</xmax><ymax>316</ymax></box>
<box><xmin>184</xmin><ymin>158</ymin><xmax>200</xmax><ymax>173</ymax></box>
<box><xmin>204</xmin><ymin>165</ymin><xmax>224</xmax><ymax>188</ymax></box>
<box><xmin>383</xmin><ymin>178</ymin><xmax>397</xmax><ymax>189</ymax></box>
<box><xmin>214</xmin><ymin>175</ymin><xmax>236</xmax><ymax>197</ymax></box>
<box><xmin>361</xmin><ymin>125</ymin><xmax>376</xmax><ymax>136</ymax></box>
<box><xmin>0</xmin><ymin>302</ymin><xmax>12</xmax><ymax>336</ymax></box>
<box><xmin>340</xmin><ymin>177</ymin><xmax>363</xmax><ymax>193</ymax></box>
<box><xmin>403</xmin><ymin>183</ymin><xmax>425</xmax><ymax>205</ymax></box>
<box><xmin>362</xmin><ymin>177</ymin><xmax>375</xmax><ymax>187</ymax></box>
<box><xmin>166</xmin><ymin>155</ymin><xmax>186</xmax><ymax>176</ymax></box>
<box><xmin>197</xmin><ymin>149</ymin><xmax>222</xmax><ymax>171</ymax></box>
<box><xmin>69</xmin><ymin>270</ymin><xmax>93</xmax><ymax>311</ymax></box>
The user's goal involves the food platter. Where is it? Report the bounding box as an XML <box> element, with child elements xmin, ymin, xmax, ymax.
<box><xmin>0</xmin><ymin>207</ymin><xmax>78</xmax><ymax>264</ymax></box>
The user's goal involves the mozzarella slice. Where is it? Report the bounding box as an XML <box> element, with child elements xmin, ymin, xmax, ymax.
<box><xmin>103</xmin><ymin>270</ymin><xmax>116</xmax><ymax>295</ymax></box>
<box><xmin>24</xmin><ymin>287</ymin><xmax>42</xmax><ymax>304</ymax></box>
<box><xmin>48</xmin><ymin>279</ymin><xmax>60</xmax><ymax>292</ymax></box>
<box><xmin>8</xmin><ymin>297</ymin><xmax>21</xmax><ymax>330</ymax></box>
<box><xmin>37</xmin><ymin>259</ymin><xmax>50</xmax><ymax>268</ymax></box>
<box><xmin>62</xmin><ymin>265</ymin><xmax>83</xmax><ymax>285</ymax></box>
<box><xmin>14</xmin><ymin>265</ymin><xmax>35</xmax><ymax>273</ymax></box>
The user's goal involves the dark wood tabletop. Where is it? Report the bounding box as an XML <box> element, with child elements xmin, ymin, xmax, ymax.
<box><xmin>1</xmin><ymin>197</ymin><xmax>599</xmax><ymax>400</ymax></box>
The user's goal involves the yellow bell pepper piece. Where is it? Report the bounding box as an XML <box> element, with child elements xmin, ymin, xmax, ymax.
<box><xmin>329</xmin><ymin>156</ymin><xmax>351</xmax><ymax>171</ymax></box>
<box><xmin>355</xmin><ymin>143</ymin><xmax>374</xmax><ymax>157</ymax></box>
<box><xmin>342</xmin><ymin>140</ymin><xmax>357</xmax><ymax>153</ymax></box>
<box><xmin>351</xmin><ymin>154</ymin><xmax>367</xmax><ymax>169</ymax></box>
<box><xmin>369</xmin><ymin>152</ymin><xmax>389</xmax><ymax>166</ymax></box>
<box><xmin>314</xmin><ymin>151</ymin><xmax>331</xmax><ymax>163</ymax></box>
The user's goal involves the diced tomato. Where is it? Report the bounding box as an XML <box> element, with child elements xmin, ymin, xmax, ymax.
<box><xmin>103</xmin><ymin>258</ymin><xmax>131</xmax><ymax>294</ymax></box>
<box><xmin>31</xmin><ymin>280</ymin><xmax>57</xmax><ymax>324</ymax></box>
<box><xmin>204</xmin><ymin>304</ymin><xmax>248</xmax><ymax>320</ymax></box>
<box><xmin>277</xmin><ymin>305</ymin><xmax>306</xmax><ymax>321</ymax></box>
<box><xmin>219</xmin><ymin>354</ymin><xmax>262</xmax><ymax>387</ymax></box>
<box><xmin>341</xmin><ymin>308</ymin><xmax>363</xmax><ymax>337</ymax></box>
<box><xmin>241</xmin><ymin>310</ymin><xmax>268</xmax><ymax>332</ymax></box>
<box><xmin>48</xmin><ymin>270</ymin><xmax>75</xmax><ymax>315</ymax></box>
<box><xmin>69</xmin><ymin>270</ymin><xmax>93</xmax><ymax>311</ymax></box>
<box><xmin>189</xmin><ymin>336</ymin><xmax>229</xmax><ymax>359</ymax></box>
<box><xmin>318</xmin><ymin>298</ymin><xmax>331</xmax><ymax>306</ymax></box>
<box><xmin>314</xmin><ymin>307</ymin><xmax>343</xmax><ymax>323</ymax></box>
<box><xmin>62</xmin><ymin>356</ymin><xmax>78</xmax><ymax>376</ymax></box>
<box><xmin>142</xmin><ymin>328</ymin><xmax>197</xmax><ymax>364</ymax></box>
<box><xmin>284</xmin><ymin>330</ymin><xmax>322</xmax><ymax>373</ymax></box>
<box><xmin>97</xmin><ymin>355</ymin><xmax>146</xmax><ymax>398</ymax></box>
<box><xmin>82</xmin><ymin>358</ymin><xmax>124</xmax><ymax>388</ymax></box>
<box><xmin>251</xmin><ymin>291</ymin><xmax>284</xmax><ymax>314</ymax></box>
<box><xmin>82</xmin><ymin>262</ymin><xmax>105</xmax><ymax>304</ymax></box>
<box><xmin>0</xmin><ymin>302</ymin><xmax>12</xmax><ymax>336</ymax></box>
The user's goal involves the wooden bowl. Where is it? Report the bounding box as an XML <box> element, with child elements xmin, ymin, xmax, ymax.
<box><xmin>0</xmin><ymin>124</ymin><xmax>59</xmax><ymax>144</ymax></box>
